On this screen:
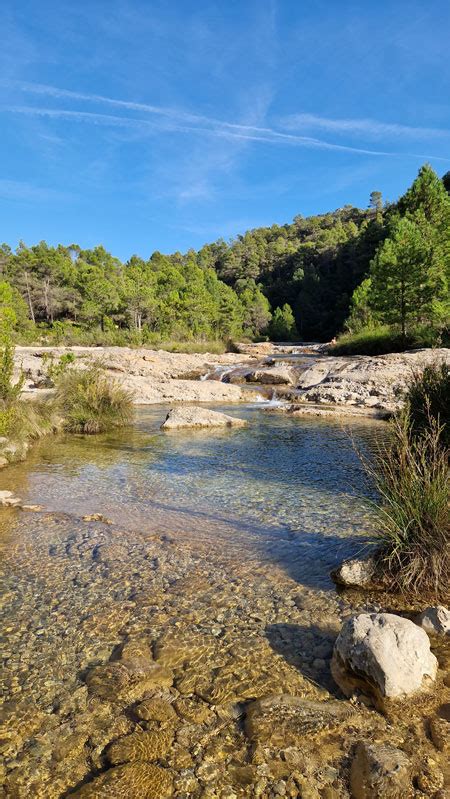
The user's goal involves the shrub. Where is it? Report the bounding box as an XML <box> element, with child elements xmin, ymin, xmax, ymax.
<box><xmin>331</xmin><ymin>324</ymin><xmax>443</xmax><ymax>356</ymax></box>
<box><xmin>0</xmin><ymin>343</ymin><xmax>24</xmax><ymax>403</ymax></box>
<box><xmin>367</xmin><ymin>410</ymin><xmax>449</xmax><ymax>596</ymax></box>
<box><xmin>406</xmin><ymin>362</ymin><xmax>449</xmax><ymax>448</ymax></box>
<box><xmin>7</xmin><ymin>399</ymin><xmax>58</xmax><ymax>442</ymax></box>
<box><xmin>41</xmin><ymin>352</ymin><xmax>76</xmax><ymax>384</ymax></box>
<box><xmin>55</xmin><ymin>366</ymin><xmax>134</xmax><ymax>434</ymax></box>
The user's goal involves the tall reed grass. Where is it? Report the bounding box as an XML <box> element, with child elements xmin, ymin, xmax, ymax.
<box><xmin>55</xmin><ymin>366</ymin><xmax>134</xmax><ymax>434</ymax></box>
<box><xmin>367</xmin><ymin>363</ymin><xmax>449</xmax><ymax>596</ymax></box>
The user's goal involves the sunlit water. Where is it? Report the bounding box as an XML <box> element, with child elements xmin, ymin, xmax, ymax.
<box><xmin>1</xmin><ymin>404</ymin><xmax>383</xmax><ymax>582</ymax></box>
<box><xmin>1</xmin><ymin>405</ymin><xmax>448</xmax><ymax>799</ymax></box>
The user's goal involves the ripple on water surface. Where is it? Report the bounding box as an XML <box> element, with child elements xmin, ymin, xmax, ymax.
<box><xmin>0</xmin><ymin>405</ymin><xmax>383</xmax><ymax>579</ymax></box>
<box><xmin>2</xmin><ymin>407</ymin><xmax>448</xmax><ymax>799</ymax></box>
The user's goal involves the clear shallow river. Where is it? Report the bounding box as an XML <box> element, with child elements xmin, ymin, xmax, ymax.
<box><xmin>1</xmin><ymin>404</ymin><xmax>383</xmax><ymax>585</ymax></box>
<box><xmin>2</xmin><ymin>405</ymin><xmax>445</xmax><ymax>799</ymax></box>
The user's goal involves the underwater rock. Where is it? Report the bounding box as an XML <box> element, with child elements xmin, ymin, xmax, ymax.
<box><xmin>82</xmin><ymin>513</ymin><xmax>113</xmax><ymax>524</ymax></box>
<box><xmin>415</xmin><ymin>606</ymin><xmax>450</xmax><ymax>637</ymax></box>
<box><xmin>350</xmin><ymin>741</ymin><xmax>413</xmax><ymax>799</ymax></box>
<box><xmin>244</xmin><ymin>694</ymin><xmax>354</xmax><ymax>747</ymax></box>
<box><xmin>429</xmin><ymin>709</ymin><xmax>450</xmax><ymax>753</ymax></box>
<box><xmin>70</xmin><ymin>762</ymin><xmax>173</xmax><ymax>798</ymax></box>
<box><xmin>85</xmin><ymin>663</ymin><xmax>131</xmax><ymax>699</ymax></box>
<box><xmin>0</xmin><ymin>489</ymin><xmax>22</xmax><ymax>507</ymax></box>
<box><xmin>135</xmin><ymin>697</ymin><xmax>176</xmax><ymax>722</ymax></box>
<box><xmin>119</xmin><ymin>638</ymin><xmax>154</xmax><ymax>676</ymax></box>
<box><xmin>161</xmin><ymin>406</ymin><xmax>247</xmax><ymax>430</ymax></box>
<box><xmin>331</xmin><ymin>613</ymin><xmax>438</xmax><ymax>707</ymax></box>
<box><xmin>107</xmin><ymin>728</ymin><xmax>174</xmax><ymax>765</ymax></box>
<box><xmin>330</xmin><ymin>555</ymin><xmax>376</xmax><ymax>588</ymax></box>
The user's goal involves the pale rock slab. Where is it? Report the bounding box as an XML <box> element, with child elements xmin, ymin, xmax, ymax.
<box><xmin>161</xmin><ymin>406</ymin><xmax>247</xmax><ymax>430</ymax></box>
<box><xmin>330</xmin><ymin>555</ymin><xmax>376</xmax><ymax>588</ymax></box>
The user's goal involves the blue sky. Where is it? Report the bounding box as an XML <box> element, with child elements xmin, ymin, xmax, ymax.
<box><xmin>1</xmin><ymin>0</ymin><xmax>449</xmax><ymax>260</ymax></box>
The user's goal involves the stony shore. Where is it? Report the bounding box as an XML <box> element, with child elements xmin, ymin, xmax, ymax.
<box><xmin>14</xmin><ymin>346</ymin><xmax>258</xmax><ymax>405</ymax></box>
<box><xmin>14</xmin><ymin>344</ymin><xmax>450</xmax><ymax>414</ymax></box>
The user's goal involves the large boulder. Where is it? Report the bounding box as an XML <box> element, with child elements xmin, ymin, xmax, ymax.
<box><xmin>415</xmin><ymin>606</ymin><xmax>450</xmax><ymax>637</ymax></box>
<box><xmin>161</xmin><ymin>406</ymin><xmax>247</xmax><ymax>430</ymax></box>
<box><xmin>246</xmin><ymin>367</ymin><xmax>294</xmax><ymax>385</ymax></box>
<box><xmin>331</xmin><ymin>556</ymin><xmax>376</xmax><ymax>588</ymax></box>
<box><xmin>350</xmin><ymin>742</ymin><xmax>413</xmax><ymax>799</ymax></box>
<box><xmin>331</xmin><ymin>612</ymin><xmax>438</xmax><ymax>708</ymax></box>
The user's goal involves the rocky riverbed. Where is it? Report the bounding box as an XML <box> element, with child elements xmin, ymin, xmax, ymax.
<box><xmin>14</xmin><ymin>344</ymin><xmax>450</xmax><ymax>415</ymax></box>
<box><xmin>1</xmin><ymin>400</ymin><xmax>449</xmax><ymax>798</ymax></box>
<box><xmin>1</xmin><ymin>508</ymin><xmax>449</xmax><ymax>799</ymax></box>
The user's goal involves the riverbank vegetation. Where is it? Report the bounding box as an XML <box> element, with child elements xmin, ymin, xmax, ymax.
<box><xmin>369</xmin><ymin>363</ymin><xmax>449</xmax><ymax>595</ymax></box>
<box><xmin>0</xmin><ymin>339</ymin><xmax>134</xmax><ymax>464</ymax></box>
<box><xmin>0</xmin><ymin>164</ymin><xmax>448</xmax><ymax>351</ymax></box>
<box><xmin>55</xmin><ymin>365</ymin><xmax>134</xmax><ymax>434</ymax></box>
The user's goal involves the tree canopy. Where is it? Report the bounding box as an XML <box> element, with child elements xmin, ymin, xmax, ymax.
<box><xmin>0</xmin><ymin>164</ymin><xmax>448</xmax><ymax>346</ymax></box>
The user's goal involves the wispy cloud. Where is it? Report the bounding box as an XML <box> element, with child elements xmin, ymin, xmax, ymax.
<box><xmin>280</xmin><ymin>112</ymin><xmax>450</xmax><ymax>140</ymax></box>
<box><xmin>0</xmin><ymin>106</ymin><xmax>450</xmax><ymax>166</ymax></box>
<box><xmin>0</xmin><ymin>82</ymin><xmax>450</xmax><ymax>161</ymax></box>
<box><xmin>0</xmin><ymin>179</ymin><xmax>70</xmax><ymax>202</ymax></box>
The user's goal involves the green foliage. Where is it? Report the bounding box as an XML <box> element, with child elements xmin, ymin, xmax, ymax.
<box><xmin>332</xmin><ymin>324</ymin><xmax>443</xmax><ymax>356</ymax></box>
<box><xmin>2</xmin><ymin>163</ymin><xmax>448</xmax><ymax>347</ymax></box>
<box><xmin>369</xmin><ymin>216</ymin><xmax>429</xmax><ymax>337</ymax></box>
<box><xmin>367</xmin><ymin>165</ymin><xmax>450</xmax><ymax>340</ymax></box>
<box><xmin>0</xmin><ymin>343</ymin><xmax>24</xmax><ymax>404</ymax></box>
<box><xmin>55</xmin><ymin>366</ymin><xmax>134</xmax><ymax>434</ymax></box>
<box><xmin>0</xmin><ymin>280</ymin><xmax>30</xmax><ymax>340</ymax></box>
<box><xmin>443</xmin><ymin>171</ymin><xmax>450</xmax><ymax>195</ymax></box>
<box><xmin>269</xmin><ymin>304</ymin><xmax>298</xmax><ymax>341</ymax></box>
<box><xmin>367</xmin><ymin>410</ymin><xmax>448</xmax><ymax>595</ymax></box>
<box><xmin>41</xmin><ymin>352</ymin><xmax>76</xmax><ymax>384</ymax></box>
<box><xmin>345</xmin><ymin>278</ymin><xmax>374</xmax><ymax>333</ymax></box>
<box><xmin>405</xmin><ymin>362</ymin><xmax>450</xmax><ymax>448</ymax></box>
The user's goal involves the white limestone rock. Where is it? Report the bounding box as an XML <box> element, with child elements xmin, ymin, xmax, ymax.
<box><xmin>161</xmin><ymin>406</ymin><xmax>247</xmax><ymax>430</ymax></box>
<box><xmin>415</xmin><ymin>606</ymin><xmax>450</xmax><ymax>637</ymax></box>
<box><xmin>331</xmin><ymin>612</ymin><xmax>438</xmax><ymax>707</ymax></box>
<box><xmin>331</xmin><ymin>555</ymin><xmax>376</xmax><ymax>588</ymax></box>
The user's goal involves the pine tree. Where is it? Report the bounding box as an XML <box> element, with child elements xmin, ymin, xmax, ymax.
<box><xmin>369</xmin><ymin>216</ymin><xmax>433</xmax><ymax>339</ymax></box>
<box><xmin>269</xmin><ymin>303</ymin><xmax>298</xmax><ymax>341</ymax></box>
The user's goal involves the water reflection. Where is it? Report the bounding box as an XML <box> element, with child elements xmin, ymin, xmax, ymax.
<box><xmin>0</xmin><ymin>405</ymin><xmax>385</xmax><ymax>578</ymax></box>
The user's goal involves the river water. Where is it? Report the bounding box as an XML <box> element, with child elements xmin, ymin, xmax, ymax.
<box><xmin>0</xmin><ymin>403</ymin><xmax>447</xmax><ymax>798</ymax></box>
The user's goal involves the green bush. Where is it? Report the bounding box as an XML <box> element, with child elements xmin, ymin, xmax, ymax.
<box><xmin>406</xmin><ymin>362</ymin><xmax>450</xmax><ymax>447</ymax></box>
<box><xmin>41</xmin><ymin>352</ymin><xmax>76</xmax><ymax>384</ymax></box>
<box><xmin>331</xmin><ymin>324</ymin><xmax>443</xmax><ymax>356</ymax></box>
<box><xmin>0</xmin><ymin>343</ymin><xmax>24</xmax><ymax>404</ymax></box>
<box><xmin>55</xmin><ymin>366</ymin><xmax>134</xmax><ymax>434</ymax></box>
<box><xmin>368</xmin><ymin>410</ymin><xmax>448</xmax><ymax>595</ymax></box>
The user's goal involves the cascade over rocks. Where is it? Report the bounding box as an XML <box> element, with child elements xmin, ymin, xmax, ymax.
<box><xmin>331</xmin><ymin>612</ymin><xmax>438</xmax><ymax>708</ymax></box>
